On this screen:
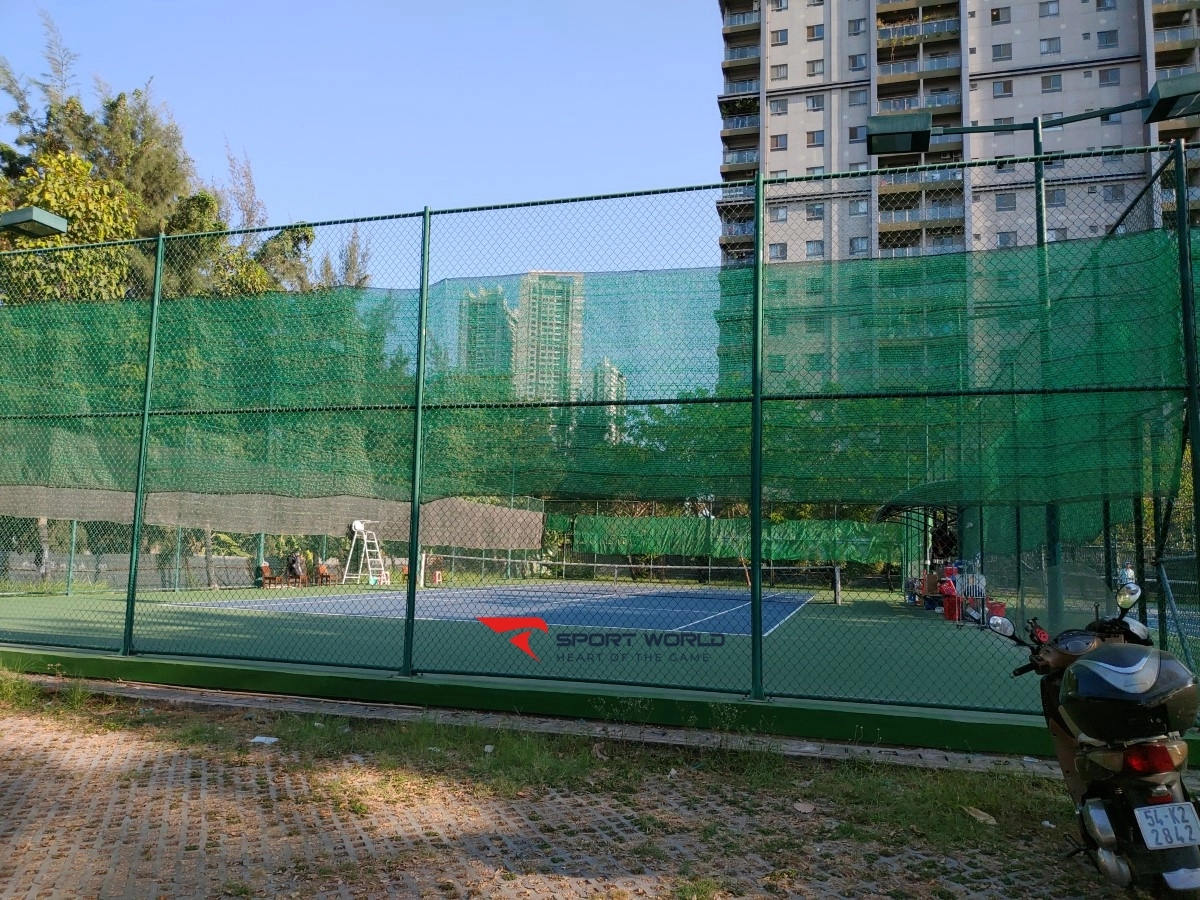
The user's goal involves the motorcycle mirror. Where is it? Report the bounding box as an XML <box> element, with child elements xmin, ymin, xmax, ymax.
<box><xmin>988</xmin><ymin>615</ymin><xmax>1016</xmax><ymax>638</ymax></box>
<box><xmin>1116</xmin><ymin>583</ymin><xmax>1142</xmax><ymax>612</ymax></box>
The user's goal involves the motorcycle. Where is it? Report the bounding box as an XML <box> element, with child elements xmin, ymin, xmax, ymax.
<box><xmin>990</xmin><ymin>580</ymin><xmax>1200</xmax><ymax>896</ymax></box>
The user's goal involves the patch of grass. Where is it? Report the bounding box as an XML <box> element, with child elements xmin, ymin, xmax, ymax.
<box><xmin>799</xmin><ymin>756</ymin><xmax>1074</xmax><ymax>847</ymax></box>
<box><xmin>221</xmin><ymin>880</ymin><xmax>253</xmax><ymax>897</ymax></box>
<box><xmin>0</xmin><ymin>665</ymin><xmax>41</xmax><ymax>709</ymax></box>
<box><xmin>673</xmin><ymin>875</ymin><xmax>726</xmax><ymax>900</ymax></box>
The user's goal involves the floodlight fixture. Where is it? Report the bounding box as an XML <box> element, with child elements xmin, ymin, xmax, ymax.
<box><xmin>1144</xmin><ymin>71</ymin><xmax>1200</xmax><ymax>123</ymax></box>
<box><xmin>0</xmin><ymin>206</ymin><xmax>69</xmax><ymax>238</ymax></box>
<box><xmin>865</xmin><ymin>113</ymin><xmax>933</xmax><ymax>156</ymax></box>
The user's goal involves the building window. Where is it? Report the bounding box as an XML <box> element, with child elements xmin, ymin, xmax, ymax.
<box><xmin>805</xmin><ymin>240</ymin><xmax>825</xmax><ymax>259</ymax></box>
<box><xmin>996</xmin><ymin>155</ymin><xmax>1015</xmax><ymax>171</ymax></box>
<box><xmin>772</xmin><ymin>29</ymin><xmax>790</xmax><ymax>45</ymax></box>
<box><xmin>769</xmin><ymin>242</ymin><xmax>788</xmax><ymax>260</ymax></box>
<box><xmin>993</xmin><ymin>80</ymin><xmax>1014</xmax><ymax>98</ymax></box>
<box><xmin>848</xmin><ymin>54</ymin><xmax>867</xmax><ymax>71</ymax></box>
<box><xmin>807</xmin><ymin>165</ymin><xmax>825</xmax><ymax>175</ymax></box>
<box><xmin>1048</xmin><ymin>227</ymin><xmax>1068</xmax><ymax>242</ymax></box>
<box><xmin>1040</xmin><ymin>37</ymin><xmax>1061</xmax><ymax>54</ymax></box>
<box><xmin>848</xmin><ymin>89</ymin><xmax>868</xmax><ymax>106</ymax></box>
<box><xmin>993</xmin><ymin>44</ymin><xmax>1012</xmax><ymax>61</ymax></box>
<box><xmin>849</xmin><ymin>161</ymin><xmax>869</xmax><ymax>172</ymax></box>
<box><xmin>769</xmin><ymin>169</ymin><xmax>788</xmax><ymax>177</ymax></box>
<box><xmin>1102</xmin><ymin>184</ymin><xmax>1126</xmax><ymax>203</ymax></box>
<box><xmin>1096</xmin><ymin>0</ymin><xmax>1115</xmax><ymax>8</ymax></box>
<box><xmin>1039</xmin><ymin>0</ymin><xmax>1060</xmax><ymax>16</ymax></box>
<box><xmin>991</xmin><ymin>7</ymin><xmax>1011</xmax><ymax>23</ymax></box>
<box><xmin>849</xmin><ymin>125</ymin><xmax>867</xmax><ymax>143</ymax></box>
<box><xmin>996</xmin><ymin>193</ymin><xmax>1017</xmax><ymax>211</ymax></box>
<box><xmin>772</xmin><ymin>0</ymin><xmax>788</xmax><ymax>8</ymax></box>
<box><xmin>849</xmin><ymin>199</ymin><xmax>869</xmax><ymax>217</ymax></box>
<box><xmin>849</xmin><ymin>236</ymin><xmax>869</xmax><ymax>256</ymax></box>
<box><xmin>1042</xmin><ymin>74</ymin><xmax>1062</xmax><ymax>93</ymax></box>
<box><xmin>806</xmin><ymin>202</ymin><xmax>825</xmax><ymax>220</ymax></box>
<box><xmin>1099</xmin><ymin>67</ymin><xmax>1120</xmax><ymax>86</ymax></box>
<box><xmin>1044</xmin><ymin>112</ymin><xmax>1064</xmax><ymax>130</ymax></box>
<box><xmin>770</xmin><ymin>134</ymin><xmax>788</xmax><ymax>151</ymax></box>
<box><xmin>806</xmin><ymin>130</ymin><xmax>825</xmax><ymax>147</ymax></box>
<box><xmin>997</xmin><ymin>231</ymin><xmax>1018</xmax><ymax>248</ymax></box>
<box><xmin>806</xmin><ymin>25</ymin><xmax>823</xmax><ymax>41</ymax></box>
<box><xmin>1047</xmin><ymin>188</ymin><xmax>1067</xmax><ymax>207</ymax></box>
<box><xmin>807</xmin><ymin>59</ymin><xmax>825</xmax><ymax>76</ymax></box>
<box><xmin>806</xmin><ymin>95</ymin><xmax>825</xmax><ymax>112</ymax></box>
<box><xmin>770</xmin><ymin>98</ymin><xmax>789</xmax><ymax>115</ymax></box>
<box><xmin>848</xmin><ymin>18</ymin><xmax>866</xmax><ymax>35</ymax></box>
<box><xmin>1101</xmin><ymin>112</ymin><xmax>1121</xmax><ymax>124</ymax></box>
<box><xmin>994</xmin><ymin>117</ymin><xmax>1015</xmax><ymax>130</ymax></box>
<box><xmin>1098</xmin><ymin>30</ymin><xmax>1118</xmax><ymax>48</ymax></box>
<box><xmin>769</xmin><ymin>205</ymin><xmax>788</xmax><ymax>223</ymax></box>
<box><xmin>771</xmin><ymin>64</ymin><xmax>789</xmax><ymax>81</ymax></box>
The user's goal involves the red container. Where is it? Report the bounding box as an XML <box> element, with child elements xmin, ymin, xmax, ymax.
<box><xmin>986</xmin><ymin>599</ymin><xmax>1006</xmax><ymax>619</ymax></box>
<box><xmin>942</xmin><ymin>594</ymin><xmax>961</xmax><ymax>621</ymax></box>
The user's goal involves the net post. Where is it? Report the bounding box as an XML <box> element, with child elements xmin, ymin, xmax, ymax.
<box><xmin>122</xmin><ymin>232</ymin><xmax>164</xmax><ymax>656</ymax></box>
<box><xmin>750</xmin><ymin>170</ymin><xmax>765</xmax><ymax>701</ymax></box>
<box><xmin>66</xmin><ymin>520</ymin><xmax>76</xmax><ymax>596</ymax></box>
<box><xmin>402</xmin><ymin>207</ymin><xmax>432</xmax><ymax>677</ymax></box>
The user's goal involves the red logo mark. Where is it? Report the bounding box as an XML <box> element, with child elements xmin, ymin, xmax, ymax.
<box><xmin>477</xmin><ymin>616</ymin><xmax>549</xmax><ymax>661</ymax></box>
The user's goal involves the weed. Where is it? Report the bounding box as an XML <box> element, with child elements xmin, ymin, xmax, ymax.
<box><xmin>0</xmin><ymin>665</ymin><xmax>40</xmax><ymax>709</ymax></box>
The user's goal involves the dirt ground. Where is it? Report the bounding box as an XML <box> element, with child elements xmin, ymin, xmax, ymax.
<box><xmin>0</xmin><ymin>690</ymin><xmax>1131</xmax><ymax>900</ymax></box>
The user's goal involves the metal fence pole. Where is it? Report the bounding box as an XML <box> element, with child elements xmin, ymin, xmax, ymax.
<box><xmin>121</xmin><ymin>233</ymin><xmax>165</xmax><ymax>656</ymax></box>
<box><xmin>1172</xmin><ymin>139</ymin><xmax>1200</xmax><ymax>630</ymax></box>
<box><xmin>173</xmin><ymin>526</ymin><xmax>182</xmax><ymax>592</ymax></box>
<box><xmin>402</xmin><ymin>207</ymin><xmax>432</xmax><ymax>677</ymax></box>
<box><xmin>66</xmin><ymin>520</ymin><xmax>76</xmax><ymax>596</ymax></box>
<box><xmin>750</xmin><ymin>170</ymin><xmax>765</xmax><ymax>701</ymax></box>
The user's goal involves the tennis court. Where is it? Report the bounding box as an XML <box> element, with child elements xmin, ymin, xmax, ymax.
<box><xmin>164</xmin><ymin>582</ymin><xmax>813</xmax><ymax>636</ymax></box>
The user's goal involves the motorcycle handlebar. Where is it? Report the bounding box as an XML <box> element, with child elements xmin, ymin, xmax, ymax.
<box><xmin>1012</xmin><ymin>662</ymin><xmax>1038</xmax><ymax>677</ymax></box>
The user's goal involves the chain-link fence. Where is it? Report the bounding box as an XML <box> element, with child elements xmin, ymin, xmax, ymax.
<box><xmin>0</xmin><ymin>145</ymin><xmax>1197</xmax><ymax>714</ymax></box>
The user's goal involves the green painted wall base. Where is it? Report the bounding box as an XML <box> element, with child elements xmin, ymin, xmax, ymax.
<box><xmin>0</xmin><ymin>642</ymin><xmax>1070</xmax><ymax>757</ymax></box>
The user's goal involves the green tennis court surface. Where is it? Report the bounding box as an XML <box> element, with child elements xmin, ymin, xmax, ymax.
<box><xmin>0</xmin><ymin>582</ymin><xmax>1046</xmax><ymax>714</ymax></box>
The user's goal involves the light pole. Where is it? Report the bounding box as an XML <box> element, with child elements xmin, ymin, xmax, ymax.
<box><xmin>866</xmin><ymin>73</ymin><xmax>1200</xmax><ymax>630</ymax></box>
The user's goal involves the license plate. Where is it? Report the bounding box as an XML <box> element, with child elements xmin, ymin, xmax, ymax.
<box><xmin>1135</xmin><ymin>803</ymin><xmax>1200</xmax><ymax>849</ymax></box>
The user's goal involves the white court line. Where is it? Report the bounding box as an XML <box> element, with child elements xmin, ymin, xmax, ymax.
<box><xmin>671</xmin><ymin>602</ymin><xmax>750</xmax><ymax>632</ymax></box>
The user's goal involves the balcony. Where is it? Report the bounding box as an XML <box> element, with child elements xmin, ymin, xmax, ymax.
<box><xmin>1158</xmin><ymin>66</ymin><xmax>1197</xmax><ymax>82</ymax></box>
<box><xmin>721</xmin><ymin>220</ymin><xmax>756</xmax><ymax>236</ymax></box>
<box><xmin>877</xmin><ymin>18</ymin><xmax>961</xmax><ymax>43</ymax></box>
<box><xmin>879</xmin><ymin>207</ymin><xmax>925</xmax><ymax>225</ymax></box>
<box><xmin>924</xmin><ymin>90</ymin><xmax>961</xmax><ymax>110</ymax></box>
<box><xmin>1155</xmin><ymin>26</ymin><xmax>1200</xmax><ymax>48</ymax></box>
<box><xmin>878</xmin><ymin>168</ymin><xmax>965</xmax><ymax>193</ymax></box>
<box><xmin>878</xmin><ymin>95</ymin><xmax>921</xmax><ymax>112</ymax></box>
<box><xmin>879</xmin><ymin>246</ymin><xmax>923</xmax><ymax>257</ymax></box>
<box><xmin>724</xmin><ymin>46</ymin><xmax>761</xmax><ymax>61</ymax></box>
<box><xmin>923</xmin><ymin>55</ymin><xmax>961</xmax><ymax>72</ymax></box>
<box><xmin>926</xmin><ymin>204</ymin><xmax>965</xmax><ymax>220</ymax></box>
<box><xmin>721</xmin><ymin>114</ymin><xmax>761</xmax><ymax>135</ymax></box>
<box><xmin>723</xmin><ymin>10</ymin><xmax>761</xmax><ymax>33</ymax></box>
<box><xmin>878</xmin><ymin>59</ymin><xmax>919</xmax><ymax>77</ymax></box>
<box><xmin>722</xmin><ymin>147</ymin><xmax>760</xmax><ymax>175</ymax></box>
<box><xmin>723</xmin><ymin>78</ymin><xmax>760</xmax><ymax>96</ymax></box>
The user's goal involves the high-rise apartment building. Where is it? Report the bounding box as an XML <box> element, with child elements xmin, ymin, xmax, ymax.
<box><xmin>512</xmin><ymin>272</ymin><xmax>585</xmax><ymax>402</ymax></box>
<box><xmin>717</xmin><ymin>0</ymin><xmax>1194</xmax><ymax>262</ymax></box>
<box><xmin>458</xmin><ymin>286</ymin><xmax>516</xmax><ymax>377</ymax></box>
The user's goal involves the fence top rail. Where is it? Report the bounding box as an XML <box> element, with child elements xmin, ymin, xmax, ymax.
<box><xmin>0</xmin><ymin>144</ymin><xmax>1176</xmax><ymax>257</ymax></box>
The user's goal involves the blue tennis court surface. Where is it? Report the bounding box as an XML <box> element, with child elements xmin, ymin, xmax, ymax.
<box><xmin>167</xmin><ymin>583</ymin><xmax>814</xmax><ymax>637</ymax></box>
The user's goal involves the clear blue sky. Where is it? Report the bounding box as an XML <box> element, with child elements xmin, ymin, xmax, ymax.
<box><xmin>0</xmin><ymin>0</ymin><xmax>724</xmax><ymax>223</ymax></box>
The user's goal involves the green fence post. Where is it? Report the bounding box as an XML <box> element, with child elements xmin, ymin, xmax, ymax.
<box><xmin>122</xmin><ymin>233</ymin><xmax>165</xmax><ymax>656</ymax></box>
<box><xmin>1173</xmin><ymin>139</ymin><xmax>1200</xmax><ymax>628</ymax></box>
<box><xmin>66</xmin><ymin>520</ymin><xmax>76</xmax><ymax>596</ymax></box>
<box><xmin>750</xmin><ymin>170</ymin><xmax>765</xmax><ymax>701</ymax></box>
<box><xmin>402</xmin><ymin>207</ymin><xmax>432</xmax><ymax>677</ymax></box>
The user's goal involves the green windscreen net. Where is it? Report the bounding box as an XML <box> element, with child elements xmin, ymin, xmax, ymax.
<box><xmin>0</xmin><ymin>148</ymin><xmax>1193</xmax><ymax>716</ymax></box>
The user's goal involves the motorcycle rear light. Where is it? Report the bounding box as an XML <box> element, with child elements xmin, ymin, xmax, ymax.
<box><xmin>1034</xmin><ymin>627</ymin><xmax>1050</xmax><ymax>643</ymax></box>
<box><xmin>1145</xmin><ymin>791</ymin><xmax>1176</xmax><ymax>805</ymax></box>
<box><xmin>1124</xmin><ymin>743</ymin><xmax>1180</xmax><ymax>775</ymax></box>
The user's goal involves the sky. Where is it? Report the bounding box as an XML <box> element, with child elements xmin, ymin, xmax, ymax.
<box><xmin>0</xmin><ymin>0</ymin><xmax>725</xmax><ymax>223</ymax></box>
